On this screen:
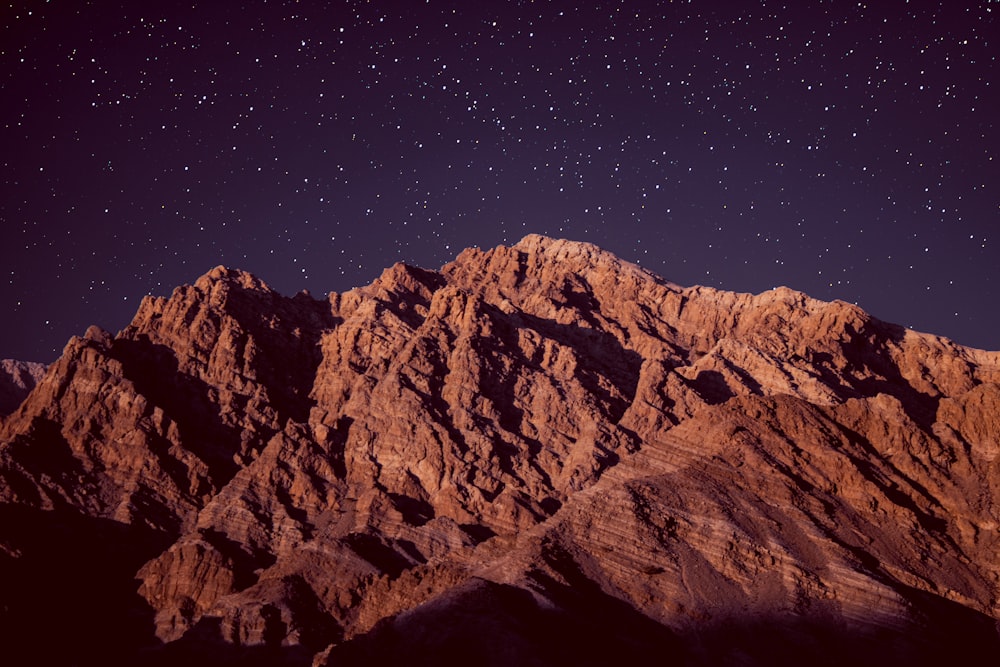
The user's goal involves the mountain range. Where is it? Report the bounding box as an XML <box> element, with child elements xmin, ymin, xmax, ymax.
<box><xmin>2</xmin><ymin>235</ymin><xmax>999</xmax><ymax>665</ymax></box>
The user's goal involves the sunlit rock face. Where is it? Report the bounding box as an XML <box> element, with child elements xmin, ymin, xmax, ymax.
<box><xmin>2</xmin><ymin>235</ymin><xmax>999</xmax><ymax>666</ymax></box>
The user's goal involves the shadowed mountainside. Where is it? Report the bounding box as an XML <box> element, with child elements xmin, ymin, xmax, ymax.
<box><xmin>2</xmin><ymin>235</ymin><xmax>999</xmax><ymax>665</ymax></box>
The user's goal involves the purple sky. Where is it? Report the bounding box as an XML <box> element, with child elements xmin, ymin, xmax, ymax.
<box><xmin>2</xmin><ymin>1</ymin><xmax>997</xmax><ymax>361</ymax></box>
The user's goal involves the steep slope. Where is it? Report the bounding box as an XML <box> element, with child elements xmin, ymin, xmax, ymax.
<box><xmin>1</xmin><ymin>235</ymin><xmax>999</xmax><ymax>666</ymax></box>
<box><xmin>0</xmin><ymin>359</ymin><xmax>46</xmax><ymax>417</ymax></box>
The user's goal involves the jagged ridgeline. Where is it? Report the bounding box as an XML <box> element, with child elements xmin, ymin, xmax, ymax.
<box><xmin>2</xmin><ymin>235</ymin><xmax>1000</xmax><ymax>666</ymax></box>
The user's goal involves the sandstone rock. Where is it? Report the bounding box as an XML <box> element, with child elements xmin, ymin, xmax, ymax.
<box><xmin>2</xmin><ymin>235</ymin><xmax>999</xmax><ymax>666</ymax></box>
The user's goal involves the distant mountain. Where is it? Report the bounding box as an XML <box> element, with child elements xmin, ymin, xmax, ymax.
<box><xmin>2</xmin><ymin>235</ymin><xmax>999</xmax><ymax>666</ymax></box>
<box><xmin>0</xmin><ymin>359</ymin><xmax>46</xmax><ymax>417</ymax></box>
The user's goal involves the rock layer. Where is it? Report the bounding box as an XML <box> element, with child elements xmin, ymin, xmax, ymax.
<box><xmin>1</xmin><ymin>235</ymin><xmax>999</xmax><ymax>666</ymax></box>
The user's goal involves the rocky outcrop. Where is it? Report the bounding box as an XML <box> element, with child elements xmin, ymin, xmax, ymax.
<box><xmin>1</xmin><ymin>235</ymin><xmax>999</xmax><ymax>666</ymax></box>
<box><xmin>0</xmin><ymin>359</ymin><xmax>46</xmax><ymax>417</ymax></box>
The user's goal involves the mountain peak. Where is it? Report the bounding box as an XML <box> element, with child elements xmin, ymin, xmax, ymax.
<box><xmin>193</xmin><ymin>264</ymin><xmax>272</xmax><ymax>293</ymax></box>
<box><xmin>513</xmin><ymin>232</ymin><xmax>610</xmax><ymax>258</ymax></box>
<box><xmin>2</xmin><ymin>238</ymin><xmax>999</xmax><ymax>665</ymax></box>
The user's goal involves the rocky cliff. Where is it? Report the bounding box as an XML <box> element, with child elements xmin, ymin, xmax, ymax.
<box><xmin>1</xmin><ymin>235</ymin><xmax>999</xmax><ymax>666</ymax></box>
<box><xmin>0</xmin><ymin>359</ymin><xmax>46</xmax><ymax>417</ymax></box>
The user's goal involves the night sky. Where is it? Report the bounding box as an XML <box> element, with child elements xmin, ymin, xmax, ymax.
<box><xmin>2</xmin><ymin>1</ymin><xmax>997</xmax><ymax>362</ymax></box>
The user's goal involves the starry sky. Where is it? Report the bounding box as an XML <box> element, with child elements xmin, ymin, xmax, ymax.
<box><xmin>2</xmin><ymin>1</ymin><xmax>997</xmax><ymax>362</ymax></box>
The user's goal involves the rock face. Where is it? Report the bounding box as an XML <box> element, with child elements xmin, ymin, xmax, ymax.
<box><xmin>1</xmin><ymin>235</ymin><xmax>999</xmax><ymax>666</ymax></box>
<box><xmin>0</xmin><ymin>359</ymin><xmax>46</xmax><ymax>417</ymax></box>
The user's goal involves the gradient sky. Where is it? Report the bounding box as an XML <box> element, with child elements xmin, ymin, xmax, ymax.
<box><xmin>2</xmin><ymin>1</ymin><xmax>997</xmax><ymax>362</ymax></box>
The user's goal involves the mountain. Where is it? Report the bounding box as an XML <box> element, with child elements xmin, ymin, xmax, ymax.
<box><xmin>1</xmin><ymin>235</ymin><xmax>999</xmax><ymax>666</ymax></box>
<box><xmin>0</xmin><ymin>359</ymin><xmax>46</xmax><ymax>417</ymax></box>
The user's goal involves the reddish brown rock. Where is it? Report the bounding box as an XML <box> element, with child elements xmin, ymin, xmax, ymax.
<box><xmin>0</xmin><ymin>359</ymin><xmax>46</xmax><ymax>417</ymax></box>
<box><xmin>2</xmin><ymin>235</ymin><xmax>999</xmax><ymax>666</ymax></box>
